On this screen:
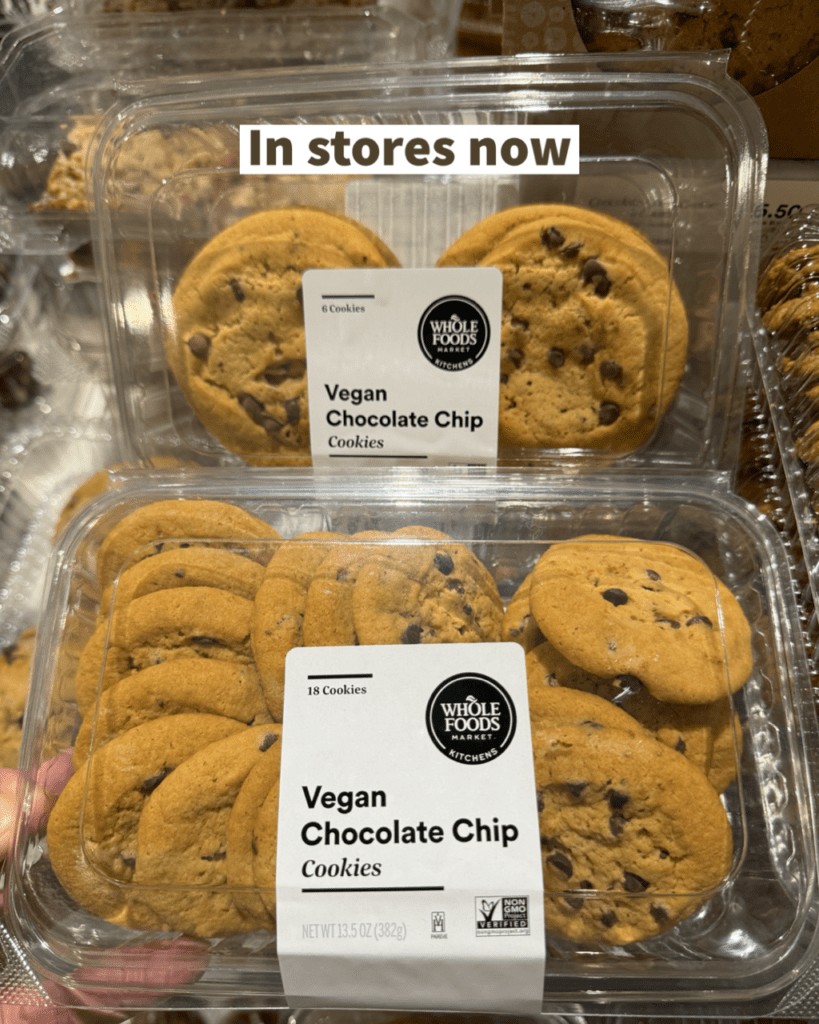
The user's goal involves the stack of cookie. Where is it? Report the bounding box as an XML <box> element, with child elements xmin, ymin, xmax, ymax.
<box><xmin>505</xmin><ymin>535</ymin><xmax>752</xmax><ymax>944</ymax></box>
<box><xmin>169</xmin><ymin>209</ymin><xmax>400</xmax><ymax>465</ymax></box>
<box><xmin>437</xmin><ymin>204</ymin><xmax>689</xmax><ymax>453</ymax></box>
<box><xmin>759</xmin><ymin>237</ymin><xmax>819</xmax><ymax>497</ymax></box>
<box><xmin>47</xmin><ymin>500</ymin><xmax>750</xmax><ymax>948</ymax></box>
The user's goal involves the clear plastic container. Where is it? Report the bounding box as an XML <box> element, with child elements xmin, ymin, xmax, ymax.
<box><xmin>90</xmin><ymin>54</ymin><xmax>766</xmax><ymax>473</ymax></box>
<box><xmin>0</xmin><ymin>7</ymin><xmax>457</xmax><ymax>362</ymax></box>
<box><xmin>5</xmin><ymin>469</ymin><xmax>818</xmax><ymax>1017</ymax></box>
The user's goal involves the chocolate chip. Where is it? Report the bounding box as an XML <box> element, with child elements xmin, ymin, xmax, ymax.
<box><xmin>609</xmin><ymin>813</ymin><xmax>627</xmax><ymax>837</ymax></box>
<box><xmin>564</xmin><ymin>880</ymin><xmax>594</xmax><ymax>910</ymax></box>
<box><xmin>675</xmin><ymin>737</ymin><xmax>687</xmax><ymax>753</ymax></box>
<box><xmin>139</xmin><ymin>766</ymin><xmax>172</xmax><ymax>795</ymax></box>
<box><xmin>561</xmin><ymin>241</ymin><xmax>583</xmax><ymax>258</ymax></box>
<box><xmin>186</xmin><ymin>333</ymin><xmax>210</xmax><ymax>359</ymax></box>
<box><xmin>191</xmin><ymin>636</ymin><xmax>220</xmax><ymax>646</ymax></box>
<box><xmin>263</xmin><ymin>359</ymin><xmax>306</xmax><ymax>386</ymax></box>
<box><xmin>260</xmin><ymin>415</ymin><xmax>286</xmax><ymax>437</ymax></box>
<box><xmin>598</xmin><ymin>401</ymin><xmax>621</xmax><ymax>425</ymax></box>
<box><xmin>686</xmin><ymin>615</ymin><xmax>713</xmax><ymax>628</ymax></box>
<box><xmin>599</xmin><ymin>360</ymin><xmax>623</xmax><ymax>384</ymax></box>
<box><xmin>581</xmin><ymin>258</ymin><xmax>611</xmax><ymax>297</ymax></box>
<box><xmin>229</xmin><ymin>278</ymin><xmax>245</xmax><ymax>302</ymax></box>
<box><xmin>623</xmin><ymin>871</ymin><xmax>650</xmax><ymax>892</ymax></box>
<box><xmin>546</xmin><ymin>851</ymin><xmax>573</xmax><ymax>878</ymax></box>
<box><xmin>511</xmin><ymin>316</ymin><xmax>529</xmax><ymax>331</ymax></box>
<box><xmin>174</xmin><ymin>570</ymin><xmax>186</xmax><ymax>579</ymax></box>
<box><xmin>240</xmin><ymin>393</ymin><xmax>266</xmax><ymax>419</ymax></box>
<box><xmin>201</xmin><ymin>850</ymin><xmax>227</xmax><ymax>862</ymax></box>
<box><xmin>658</xmin><ymin>848</ymin><xmax>669</xmax><ymax>859</ymax></box>
<box><xmin>2</xmin><ymin>643</ymin><xmax>17</xmax><ymax>665</ymax></box>
<box><xmin>540</xmin><ymin>225</ymin><xmax>565</xmax><ymax>249</ymax></box>
<box><xmin>284</xmin><ymin>398</ymin><xmax>301</xmax><ymax>424</ymax></box>
<box><xmin>578</xmin><ymin>344</ymin><xmax>596</xmax><ymax>366</ymax></box>
<box><xmin>548</xmin><ymin>347</ymin><xmax>565</xmax><ymax>368</ymax></box>
<box><xmin>401</xmin><ymin>623</ymin><xmax>423</xmax><ymax>644</ymax></box>
<box><xmin>655</xmin><ymin>617</ymin><xmax>680</xmax><ymax>629</ymax></box>
<box><xmin>505</xmin><ymin>347</ymin><xmax>524</xmax><ymax>368</ymax></box>
<box><xmin>446</xmin><ymin>578</ymin><xmax>465</xmax><ymax>595</ymax></box>
<box><xmin>259</xmin><ymin>732</ymin><xmax>278</xmax><ymax>752</ymax></box>
<box><xmin>566</xmin><ymin>781</ymin><xmax>587</xmax><ymax>798</ymax></box>
<box><xmin>646</xmin><ymin>569</ymin><xmax>661</xmax><ymax>581</ymax></box>
<box><xmin>600</xmin><ymin>910</ymin><xmax>617</xmax><ymax>928</ymax></box>
<box><xmin>463</xmin><ymin>603</ymin><xmax>473</xmax><ymax>617</ymax></box>
<box><xmin>602</xmin><ymin>588</ymin><xmax>628</xmax><ymax>606</ymax></box>
<box><xmin>154</xmin><ymin>542</ymin><xmax>165</xmax><ymax>553</ymax></box>
<box><xmin>433</xmin><ymin>552</ymin><xmax>454</xmax><ymax>575</ymax></box>
<box><xmin>607</xmin><ymin>789</ymin><xmax>629</xmax><ymax>810</ymax></box>
<box><xmin>650</xmin><ymin>904</ymin><xmax>669</xmax><ymax>924</ymax></box>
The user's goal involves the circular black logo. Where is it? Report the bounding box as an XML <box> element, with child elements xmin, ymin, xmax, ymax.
<box><xmin>426</xmin><ymin>672</ymin><xmax>517</xmax><ymax>765</ymax></box>
<box><xmin>417</xmin><ymin>295</ymin><xmax>490</xmax><ymax>372</ymax></box>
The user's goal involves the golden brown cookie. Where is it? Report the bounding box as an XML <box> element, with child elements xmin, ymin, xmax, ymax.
<box><xmin>438</xmin><ymin>205</ymin><xmax>688</xmax><ymax>452</ymax></box>
<box><xmin>47</xmin><ymin>714</ymin><xmax>244</xmax><ymax>924</ymax></box>
<box><xmin>534</xmin><ymin>722</ymin><xmax>733</xmax><ymax>945</ymax></box>
<box><xmin>101</xmin><ymin>544</ymin><xmax>266</xmax><ymax>616</ymax></box>
<box><xmin>96</xmin><ymin>499</ymin><xmax>279</xmax><ymax>590</ymax></box>
<box><xmin>130</xmin><ymin>725</ymin><xmax>280</xmax><ymax>937</ymax></box>
<box><xmin>528</xmin><ymin>536</ymin><xmax>754</xmax><ymax>704</ymax></box>
<box><xmin>351</xmin><ymin>527</ymin><xmax>503</xmax><ymax>645</ymax></box>
<box><xmin>73</xmin><ymin>660</ymin><xmax>270</xmax><ymax>765</ymax></box>
<box><xmin>169</xmin><ymin>208</ymin><xmax>398</xmax><ymax>464</ymax></box>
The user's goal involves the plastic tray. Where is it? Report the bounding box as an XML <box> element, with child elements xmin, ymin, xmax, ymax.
<box><xmin>90</xmin><ymin>53</ymin><xmax>765</xmax><ymax>473</ymax></box>
<box><xmin>4</xmin><ymin>469</ymin><xmax>818</xmax><ymax>1018</ymax></box>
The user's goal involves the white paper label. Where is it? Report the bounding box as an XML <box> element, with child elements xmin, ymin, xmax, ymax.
<box><xmin>276</xmin><ymin>643</ymin><xmax>545</xmax><ymax>1014</ymax></box>
<box><xmin>240</xmin><ymin>124</ymin><xmax>579</xmax><ymax>175</ymax></box>
<box><xmin>303</xmin><ymin>267</ymin><xmax>502</xmax><ymax>466</ymax></box>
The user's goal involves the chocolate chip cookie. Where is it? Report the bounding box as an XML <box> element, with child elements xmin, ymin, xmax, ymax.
<box><xmin>533</xmin><ymin>722</ymin><xmax>733</xmax><ymax>945</ymax></box>
<box><xmin>130</xmin><ymin>725</ymin><xmax>280</xmax><ymax>936</ymax></box>
<box><xmin>529</xmin><ymin>536</ymin><xmax>754</xmax><ymax>704</ymax></box>
<box><xmin>169</xmin><ymin>208</ymin><xmax>398</xmax><ymax>464</ymax></box>
<box><xmin>73</xmin><ymin>660</ymin><xmax>269</xmax><ymax>765</ymax></box>
<box><xmin>438</xmin><ymin>204</ymin><xmax>688</xmax><ymax>452</ymax></box>
<box><xmin>96</xmin><ymin>499</ymin><xmax>279</xmax><ymax>590</ymax></box>
<box><xmin>351</xmin><ymin>527</ymin><xmax>503</xmax><ymax>645</ymax></box>
<box><xmin>47</xmin><ymin>714</ymin><xmax>244</xmax><ymax>924</ymax></box>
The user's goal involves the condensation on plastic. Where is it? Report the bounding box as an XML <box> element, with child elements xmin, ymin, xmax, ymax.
<box><xmin>89</xmin><ymin>53</ymin><xmax>765</xmax><ymax>474</ymax></box>
<box><xmin>3</xmin><ymin>469</ymin><xmax>817</xmax><ymax>1017</ymax></box>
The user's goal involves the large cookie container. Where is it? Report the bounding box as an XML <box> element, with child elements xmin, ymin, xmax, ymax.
<box><xmin>5</xmin><ymin>470</ymin><xmax>818</xmax><ymax>1017</ymax></box>
<box><xmin>91</xmin><ymin>54</ymin><xmax>765</xmax><ymax>472</ymax></box>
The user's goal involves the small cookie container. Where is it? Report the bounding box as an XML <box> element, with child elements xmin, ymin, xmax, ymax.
<box><xmin>0</xmin><ymin>7</ymin><xmax>455</xmax><ymax>365</ymax></box>
<box><xmin>4</xmin><ymin>468</ymin><xmax>818</xmax><ymax>1017</ymax></box>
<box><xmin>90</xmin><ymin>53</ymin><xmax>765</xmax><ymax>474</ymax></box>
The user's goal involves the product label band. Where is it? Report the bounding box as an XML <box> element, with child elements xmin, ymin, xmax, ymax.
<box><xmin>276</xmin><ymin>643</ymin><xmax>545</xmax><ymax>1013</ymax></box>
<box><xmin>239</xmin><ymin>124</ymin><xmax>580</xmax><ymax>175</ymax></box>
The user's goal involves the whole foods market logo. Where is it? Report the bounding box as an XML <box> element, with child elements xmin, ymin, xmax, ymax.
<box><xmin>426</xmin><ymin>672</ymin><xmax>516</xmax><ymax>765</ymax></box>
<box><xmin>418</xmin><ymin>296</ymin><xmax>490</xmax><ymax>372</ymax></box>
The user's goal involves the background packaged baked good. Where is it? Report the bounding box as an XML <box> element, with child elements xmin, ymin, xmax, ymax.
<box><xmin>502</xmin><ymin>0</ymin><xmax>819</xmax><ymax>160</ymax></box>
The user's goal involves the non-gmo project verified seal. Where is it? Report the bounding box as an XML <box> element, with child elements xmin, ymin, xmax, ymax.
<box><xmin>475</xmin><ymin>896</ymin><xmax>530</xmax><ymax>936</ymax></box>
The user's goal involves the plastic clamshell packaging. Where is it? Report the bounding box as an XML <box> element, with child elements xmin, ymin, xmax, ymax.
<box><xmin>0</xmin><ymin>6</ymin><xmax>458</xmax><ymax>363</ymax></box>
<box><xmin>90</xmin><ymin>54</ymin><xmax>765</xmax><ymax>472</ymax></box>
<box><xmin>5</xmin><ymin>469</ymin><xmax>819</xmax><ymax>1017</ymax></box>
<box><xmin>752</xmin><ymin>207</ymin><xmax>819</xmax><ymax>663</ymax></box>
